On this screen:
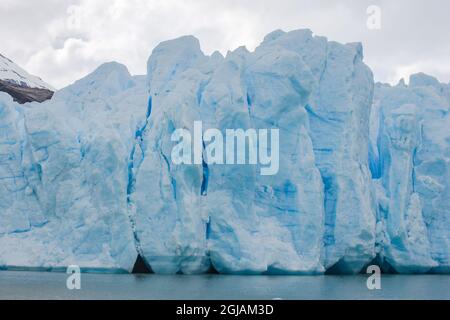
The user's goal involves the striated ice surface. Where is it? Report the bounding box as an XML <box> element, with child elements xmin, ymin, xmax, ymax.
<box><xmin>0</xmin><ymin>30</ymin><xmax>448</xmax><ymax>275</ymax></box>
<box><xmin>258</xmin><ymin>31</ymin><xmax>377</xmax><ymax>273</ymax></box>
<box><xmin>371</xmin><ymin>74</ymin><xmax>449</xmax><ymax>273</ymax></box>
<box><xmin>129</xmin><ymin>30</ymin><xmax>375</xmax><ymax>274</ymax></box>
<box><xmin>0</xmin><ymin>63</ymin><xmax>146</xmax><ymax>272</ymax></box>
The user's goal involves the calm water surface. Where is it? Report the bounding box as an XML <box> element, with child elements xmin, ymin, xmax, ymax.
<box><xmin>0</xmin><ymin>271</ymin><xmax>449</xmax><ymax>300</ymax></box>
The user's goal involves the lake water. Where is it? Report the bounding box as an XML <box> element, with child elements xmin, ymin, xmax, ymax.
<box><xmin>0</xmin><ymin>271</ymin><xmax>449</xmax><ymax>300</ymax></box>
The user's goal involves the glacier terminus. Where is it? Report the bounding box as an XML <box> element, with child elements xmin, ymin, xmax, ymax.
<box><xmin>0</xmin><ymin>29</ymin><xmax>448</xmax><ymax>275</ymax></box>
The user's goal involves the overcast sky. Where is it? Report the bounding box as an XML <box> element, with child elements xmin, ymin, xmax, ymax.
<box><xmin>1</xmin><ymin>0</ymin><xmax>449</xmax><ymax>89</ymax></box>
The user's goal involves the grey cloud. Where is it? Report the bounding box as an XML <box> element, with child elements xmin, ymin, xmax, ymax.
<box><xmin>0</xmin><ymin>0</ymin><xmax>448</xmax><ymax>88</ymax></box>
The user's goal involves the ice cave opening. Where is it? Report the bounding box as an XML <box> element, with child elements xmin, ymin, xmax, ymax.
<box><xmin>132</xmin><ymin>255</ymin><xmax>153</xmax><ymax>274</ymax></box>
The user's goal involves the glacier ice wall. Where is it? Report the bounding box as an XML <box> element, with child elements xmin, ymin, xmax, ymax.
<box><xmin>259</xmin><ymin>30</ymin><xmax>377</xmax><ymax>273</ymax></box>
<box><xmin>0</xmin><ymin>29</ymin><xmax>448</xmax><ymax>275</ymax></box>
<box><xmin>0</xmin><ymin>63</ymin><xmax>146</xmax><ymax>272</ymax></box>
<box><xmin>371</xmin><ymin>74</ymin><xmax>450</xmax><ymax>273</ymax></box>
<box><xmin>128</xmin><ymin>30</ymin><xmax>375</xmax><ymax>274</ymax></box>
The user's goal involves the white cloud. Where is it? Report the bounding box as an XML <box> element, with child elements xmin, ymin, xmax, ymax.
<box><xmin>1</xmin><ymin>0</ymin><xmax>449</xmax><ymax>89</ymax></box>
<box><xmin>389</xmin><ymin>61</ymin><xmax>450</xmax><ymax>85</ymax></box>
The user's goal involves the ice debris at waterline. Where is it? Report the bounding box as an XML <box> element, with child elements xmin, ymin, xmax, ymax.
<box><xmin>0</xmin><ymin>29</ymin><xmax>448</xmax><ymax>275</ymax></box>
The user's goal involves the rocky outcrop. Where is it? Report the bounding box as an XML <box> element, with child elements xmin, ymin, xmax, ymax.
<box><xmin>0</xmin><ymin>53</ymin><xmax>54</xmax><ymax>104</ymax></box>
<box><xmin>0</xmin><ymin>80</ymin><xmax>53</xmax><ymax>104</ymax></box>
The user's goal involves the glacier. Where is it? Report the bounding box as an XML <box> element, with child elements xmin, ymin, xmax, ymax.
<box><xmin>0</xmin><ymin>63</ymin><xmax>144</xmax><ymax>272</ymax></box>
<box><xmin>371</xmin><ymin>74</ymin><xmax>450</xmax><ymax>273</ymax></box>
<box><xmin>0</xmin><ymin>29</ymin><xmax>448</xmax><ymax>275</ymax></box>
